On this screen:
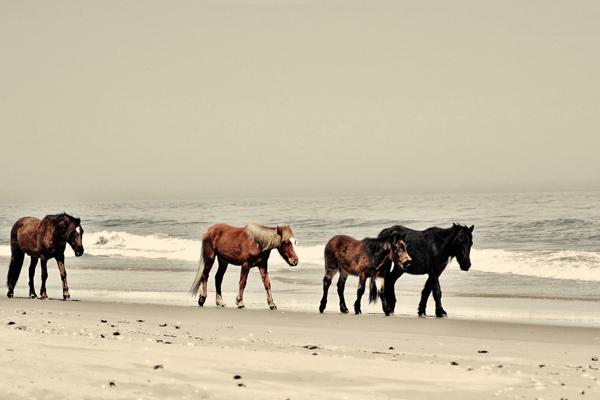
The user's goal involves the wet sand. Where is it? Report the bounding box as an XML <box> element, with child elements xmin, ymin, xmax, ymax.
<box><xmin>0</xmin><ymin>297</ymin><xmax>598</xmax><ymax>399</ymax></box>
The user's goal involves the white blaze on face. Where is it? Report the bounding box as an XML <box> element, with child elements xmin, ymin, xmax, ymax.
<box><xmin>290</xmin><ymin>237</ymin><xmax>297</xmax><ymax>250</ymax></box>
<box><xmin>75</xmin><ymin>226</ymin><xmax>82</xmax><ymax>236</ymax></box>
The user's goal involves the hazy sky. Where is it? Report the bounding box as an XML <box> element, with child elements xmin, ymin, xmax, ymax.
<box><xmin>1</xmin><ymin>1</ymin><xmax>599</xmax><ymax>203</ymax></box>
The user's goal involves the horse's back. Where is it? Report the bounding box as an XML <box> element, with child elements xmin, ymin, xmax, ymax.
<box><xmin>12</xmin><ymin>217</ymin><xmax>43</xmax><ymax>256</ymax></box>
<box><xmin>204</xmin><ymin>223</ymin><xmax>246</xmax><ymax>243</ymax></box>
<box><xmin>203</xmin><ymin>223</ymin><xmax>254</xmax><ymax>264</ymax></box>
<box><xmin>325</xmin><ymin>235</ymin><xmax>367</xmax><ymax>274</ymax></box>
<box><xmin>325</xmin><ymin>235</ymin><xmax>360</xmax><ymax>253</ymax></box>
<box><xmin>379</xmin><ymin>225</ymin><xmax>443</xmax><ymax>274</ymax></box>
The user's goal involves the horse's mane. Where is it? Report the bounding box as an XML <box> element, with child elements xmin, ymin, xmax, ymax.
<box><xmin>245</xmin><ymin>223</ymin><xmax>292</xmax><ymax>252</ymax></box>
<box><xmin>45</xmin><ymin>212</ymin><xmax>71</xmax><ymax>219</ymax></box>
<box><xmin>364</xmin><ymin>235</ymin><xmax>396</xmax><ymax>267</ymax></box>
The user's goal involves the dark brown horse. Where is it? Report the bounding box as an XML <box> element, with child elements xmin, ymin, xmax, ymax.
<box><xmin>319</xmin><ymin>232</ymin><xmax>411</xmax><ymax>315</ymax></box>
<box><xmin>190</xmin><ymin>223</ymin><xmax>299</xmax><ymax>310</ymax></box>
<box><xmin>7</xmin><ymin>213</ymin><xmax>84</xmax><ymax>300</ymax></box>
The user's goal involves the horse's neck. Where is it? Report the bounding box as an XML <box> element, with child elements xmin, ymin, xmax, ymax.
<box><xmin>433</xmin><ymin>228</ymin><xmax>457</xmax><ymax>256</ymax></box>
<box><xmin>248</xmin><ymin>227</ymin><xmax>280</xmax><ymax>252</ymax></box>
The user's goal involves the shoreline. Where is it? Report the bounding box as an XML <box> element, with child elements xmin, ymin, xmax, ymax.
<box><xmin>1</xmin><ymin>298</ymin><xmax>599</xmax><ymax>399</ymax></box>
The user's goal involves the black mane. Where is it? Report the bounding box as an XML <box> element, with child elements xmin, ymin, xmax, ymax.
<box><xmin>364</xmin><ymin>234</ymin><xmax>396</xmax><ymax>268</ymax></box>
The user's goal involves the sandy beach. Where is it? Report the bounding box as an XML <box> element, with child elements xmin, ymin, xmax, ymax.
<box><xmin>0</xmin><ymin>298</ymin><xmax>598</xmax><ymax>400</ymax></box>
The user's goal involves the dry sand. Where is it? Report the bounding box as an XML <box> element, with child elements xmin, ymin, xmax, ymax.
<box><xmin>1</xmin><ymin>297</ymin><xmax>598</xmax><ymax>400</ymax></box>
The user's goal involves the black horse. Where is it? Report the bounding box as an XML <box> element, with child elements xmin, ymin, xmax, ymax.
<box><xmin>378</xmin><ymin>223</ymin><xmax>474</xmax><ymax>317</ymax></box>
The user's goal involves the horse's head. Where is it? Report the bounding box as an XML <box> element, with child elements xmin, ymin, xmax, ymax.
<box><xmin>451</xmin><ymin>224</ymin><xmax>474</xmax><ymax>271</ymax></box>
<box><xmin>390</xmin><ymin>233</ymin><xmax>411</xmax><ymax>269</ymax></box>
<box><xmin>59</xmin><ymin>215</ymin><xmax>85</xmax><ymax>257</ymax></box>
<box><xmin>276</xmin><ymin>225</ymin><xmax>299</xmax><ymax>267</ymax></box>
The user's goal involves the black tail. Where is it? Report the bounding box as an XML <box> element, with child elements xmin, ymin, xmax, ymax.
<box><xmin>7</xmin><ymin>227</ymin><xmax>25</xmax><ymax>291</ymax></box>
<box><xmin>368</xmin><ymin>277</ymin><xmax>378</xmax><ymax>304</ymax></box>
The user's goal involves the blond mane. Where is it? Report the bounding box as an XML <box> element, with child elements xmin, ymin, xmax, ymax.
<box><xmin>245</xmin><ymin>223</ymin><xmax>293</xmax><ymax>252</ymax></box>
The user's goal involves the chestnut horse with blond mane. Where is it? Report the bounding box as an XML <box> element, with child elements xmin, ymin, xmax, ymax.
<box><xmin>190</xmin><ymin>223</ymin><xmax>299</xmax><ymax>310</ymax></box>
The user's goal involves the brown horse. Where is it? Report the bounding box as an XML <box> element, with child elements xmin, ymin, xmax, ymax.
<box><xmin>7</xmin><ymin>213</ymin><xmax>84</xmax><ymax>300</ymax></box>
<box><xmin>319</xmin><ymin>232</ymin><xmax>411</xmax><ymax>315</ymax></box>
<box><xmin>190</xmin><ymin>223</ymin><xmax>299</xmax><ymax>310</ymax></box>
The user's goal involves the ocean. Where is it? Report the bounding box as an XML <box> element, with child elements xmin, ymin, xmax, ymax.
<box><xmin>1</xmin><ymin>192</ymin><xmax>599</xmax><ymax>326</ymax></box>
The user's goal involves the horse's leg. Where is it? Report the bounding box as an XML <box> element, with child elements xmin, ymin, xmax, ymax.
<box><xmin>6</xmin><ymin>248</ymin><xmax>25</xmax><ymax>298</ymax></box>
<box><xmin>418</xmin><ymin>276</ymin><xmax>435</xmax><ymax>317</ymax></box>
<box><xmin>235</xmin><ymin>263</ymin><xmax>250</xmax><ymax>309</ymax></box>
<box><xmin>384</xmin><ymin>267</ymin><xmax>404</xmax><ymax>315</ymax></box>
<box><xmin>337</xmin><ymin>270</ymin><xmax>349</xmax><ymax>314</ymax></box>
<box><xmin>319</xmin><ymin>268</ymin><xmax>337</xmax><ymax>313</ymax></box>
<box><xmin>354</xmin><ymin>273</ymin><xmax>367</xmax><ymax>315</ymax></box>
<box><xmin>28</xmin><ymin>258</ymin><xmax>39</xmax><ymax>299</ymax></box>
<box><xmin>56</xmin><ymin>255</ymin><xmax>70</xmax><ymax>300</ymax></box>
<box><xmin>375</xmin><ymin>276</ymin><xmax>388</xmax><ymax>314</ymax></box>
<box><xmin>258</xmin><ymin>264</ymin><xmax>277</xmax><ymax>310</ymax></box>
<box><xmin>40</xmin><ymin>258</ymin><xmax>49</xmax><ymax>299</ymax></box>
<box><xmin>198</xmin><ymin>252</ymin><xmax>215</xmax><ymax>307</ymax></box>
<box><xmin>430</xmin><ymin>275</ymin><xmax>447</xmax><ymax>318</ymax></box>
<box><xmin>214</xmin><ymin>259</ymin><xmax>228</xmax><ymax>307</ymax></box>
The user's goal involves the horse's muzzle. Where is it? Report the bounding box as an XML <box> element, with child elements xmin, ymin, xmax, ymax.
<box><xmin>460</xmin><ymin>262</ymin><xmax>471</xmax><ymax>271</ymax></box>
<box><xmin>74</xmin><ymin>248</ymin><xmax>84</xmax><ymax>257</ymax></box>
<box><xmin>288</xmin><ymin>259</ymin><xmax>298</xmax><ymax>267</ymax></box>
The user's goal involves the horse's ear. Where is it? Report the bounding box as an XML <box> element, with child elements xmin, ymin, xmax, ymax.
<box><xmin>391</xmin><ymin>232</ymin><xmax>407</xmax><ymax>245</ymax></box>
<box><xmin>468</xmin><ymin>225</ymin><xmax>474</xmax><ymax>233</ymax></box>
<box><xmin>276</xmin><ymin>226</ymin><xmax>283</xmax><ymax>236</ymax></box>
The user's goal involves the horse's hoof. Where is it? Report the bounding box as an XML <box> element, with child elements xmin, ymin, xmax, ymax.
<box><xmin>237</xmin><ymin>305</ymin><xmax>245</xmax><ymax>309</ymax></box>
<box><xmin>437</xmin><ymin>313</ymin><xmax>448</xmax><ymax>318</ymax></box>
<box><xmin>418</xmin><ymin>313</ymin><xmax>427</xmax><ymax>318</ymax></box>
<box><xmin>319</xmin><ymin>302</ymin><xmax>327</xmax><ymax>313</ymax></box>
<box><xmin>341</xmin><ymin>309</ymin><xmax>349</xmax><ymax>314</ymax></box>
<box><xmin>7</xmin><ymin>292</ymin><xmax>14</xmax><ymax>298</ymax></box>
<box><xmin>198</xmin><ymin>297</ymin><xmax>206</xmax><ymax>307</ymax></box>
<box><xmin>269</xmin><ymin>305</ymin><xmax>277</xmax><ymax>310</ymax></box>
<box><xmin>64</xmin><ymin>296</ymin><xmax>72</xmax><ymax>301</ymax></box>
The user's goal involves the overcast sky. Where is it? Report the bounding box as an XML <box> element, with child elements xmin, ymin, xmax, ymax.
<box><xmin>1</xmin><ymin>1</ymin><xmax>598</xmax><ymax>203</ymax></box>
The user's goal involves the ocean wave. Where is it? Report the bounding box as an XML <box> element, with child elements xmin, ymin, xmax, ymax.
<box><xmin>472</xmin><ymin>249</ymin><xmax>600</xmax><ymax>282</ymax></box>
<box><xmin>84</xmin><ymin>231</ymin><xmax>328</xmax><ymax>266</ymax></box>
<box><xmin>84</xmin><ymin>231</ymin><xmax>200</xmax><ymax>261</ymax></box>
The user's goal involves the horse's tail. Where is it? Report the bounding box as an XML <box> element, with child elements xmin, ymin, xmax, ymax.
<box><xmin>368</xmin><ymin>277</ymin><xmax>379</xmax><ymax>304</ymax></box>
<box><xmin>7</xmin><ymin>224</ymin><xmax>25</xmax><ymax>289</ymax></box>
<box><xmin>190</xmin><ymin>237</ymin><xmax>209</xmax><ymax>297</ymax></box>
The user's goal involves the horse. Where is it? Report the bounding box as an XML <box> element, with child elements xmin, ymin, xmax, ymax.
<box><xmin>319</xmin><ymin>232</ymin><xmax>411</xmax><ymax>315</ymax></box>
<box><xmin>190</xmin><ymin>222</ymin><xmax>299</xmax><ymax>310</ymax></box>
<box><xmin>6</xmin><ymin>213</ymin><xmax>84</xmax><ymax>300</ymax></box>
<box><xmin>378</xmin><ymin>223</ymin><xmax>474</xmax><ymax>317</ymax></box>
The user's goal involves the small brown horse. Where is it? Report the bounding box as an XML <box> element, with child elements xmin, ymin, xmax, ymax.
<box><xmin>319</xmin><ymin>232</ymin><xmax>411</xmax><ymax>315</ymax></box>
<box><xmin>190</xmin><ymin>223</ymin><xmax>299</xmax><ymax>310</ymax></box>
<box><xmin>7</xmin><ymin>213</ymin><xmax>84</xmax><ymax>300</ymax></box>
